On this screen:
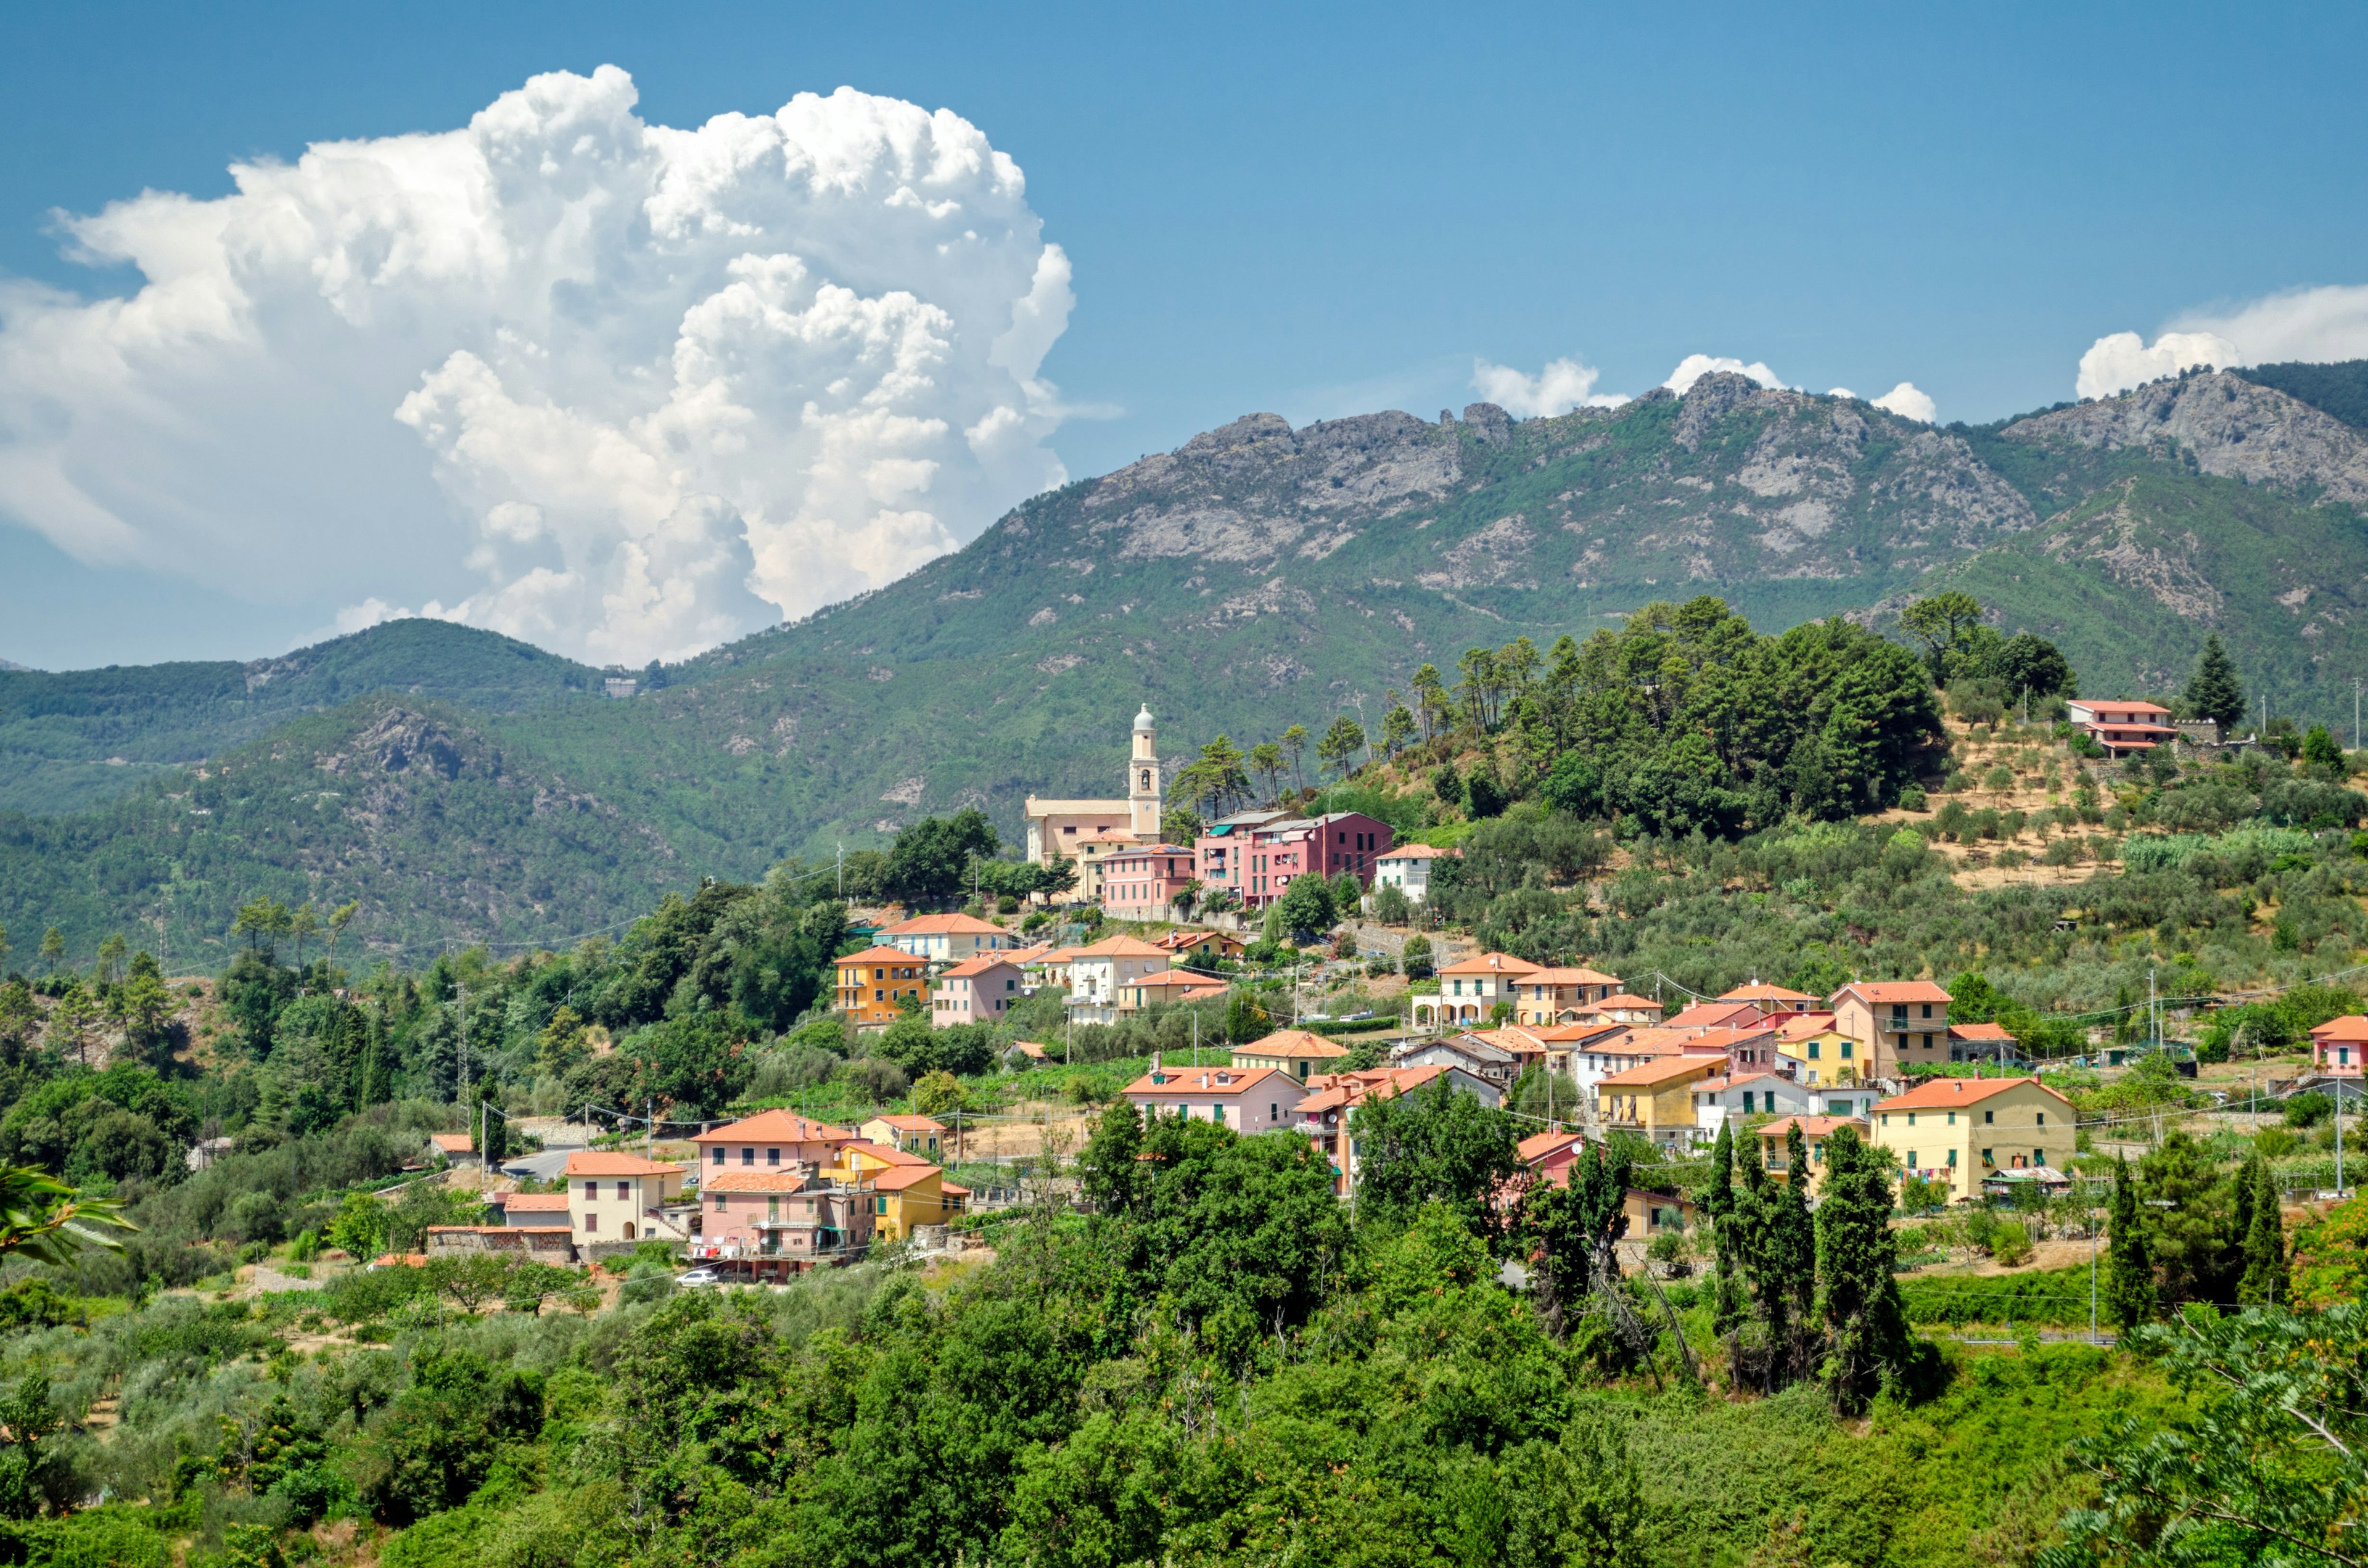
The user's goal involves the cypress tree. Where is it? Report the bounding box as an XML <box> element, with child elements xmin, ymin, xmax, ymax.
<box><xmin>358</xmin><ymin>1010</ymin><xmax>394</xmax><ymax>1106</ymax></box>
<box><xmin>479</xmin><ymin>1081</ymin><xmax>509</xmax><ymax>1168</ymax></box>
<box><xmin>1774</xmin><ymin>1122</ymin><xmax>1819</xmax><ymax>1379</ymax></box>
<box><xmin>2184</xmin><ymin>634</ymin><xmax>2246</xmax><ymax>731</ymax></box>
<box><xmin>2237</xmin><ymin>1154</ymin><xmax>2288</xmax><ymax>1307</ymax></box>
<box><xmin>1704</xmin><ymin>1122</ymin><xmax>1746</xmax><ymax>1339</ymax></box>
<box><xmin>1814</xmin><ymin>1126</ymin><xmax>1910</xmax><ymax>1413</ymax></box>
<box><xmin>2105</xmin><ymin>1155</ymin><xmax>2158</xmax><ymax>1332</ymax></box>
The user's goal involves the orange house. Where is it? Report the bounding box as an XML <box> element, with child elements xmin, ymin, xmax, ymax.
<box><xmin>836</xmin><ymin>945</ymin><xmax>931</xmax><ymax>1027</ymax></box>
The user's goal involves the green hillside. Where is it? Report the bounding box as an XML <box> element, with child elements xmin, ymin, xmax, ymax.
<box><xmin>0</xmin><ymin>618</ymin><xmax>603</xmax><ymax>816</ymax></box>
<box><xmin>7</xmin><ymin>367</ymin><xmax>2368</xmax><ymax>963</ymax></box>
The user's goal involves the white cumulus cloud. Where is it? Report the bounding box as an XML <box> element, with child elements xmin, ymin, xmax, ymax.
<box><xmin>2075</xmin><ymin>282</ymin><xmax>2368</xmax><ymax>401</ymax></box>
<box><xmin>1468</xmin><ymin>355</ymin><xmax>1629</xmax><ymax>417</ymax></box>
<box><xmin>1870</xmin><ymin>382</ymin><xmax>1936</xmax><ymax>422</ymax></box>
<box><xmin>1663</xmin><ymin>354</ymin><xmax>1785</xmax><ymax>394</ymax></box>
<box><xmin>0</xmin><ymin>65</ymin><xmax>1074</xmax><ymax>664</ymax></box>
<box><xmin>2074</xmin><ymin>330</ymin><xmax>2241</xmax><ymax>401</ymax></box>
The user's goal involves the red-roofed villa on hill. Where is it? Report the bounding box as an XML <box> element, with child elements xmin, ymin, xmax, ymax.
<box><xmin>1830</xmin><ymin>980</ymin><xmax>1954</xmax><ymax>1082</ymax></box>
<box><xmin>2066</xmin><ymin>699</ymin><xmax>2177</xmax><ymax>757</ymax></box>
<box><xmin>2312</xmin><ymin>1015</ymin><xmax>2368</xmax><ymax>1077</ymax></box>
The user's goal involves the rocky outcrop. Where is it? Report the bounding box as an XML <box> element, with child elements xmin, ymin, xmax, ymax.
<box><xmin>1079</xmin><ymin>409</ymin><xmax>1461</xmax><ymax>565</ymax></box>
<box><xmin>2004</xmin><ymin>371</ymin><xmax>2368</xmax><ymax>507</ymax></box>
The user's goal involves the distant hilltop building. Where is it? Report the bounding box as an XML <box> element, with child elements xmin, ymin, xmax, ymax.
<box><xmin>1024</xmin><ymin>705</ymin><xmax>1163</xmax><ymax>901</ymax></box>
<box><xmin>604</xmin><ymin>676</ymin><xmax>638</xmax><ymax>699</ymax></box>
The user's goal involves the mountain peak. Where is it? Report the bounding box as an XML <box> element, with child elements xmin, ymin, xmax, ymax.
<box><xmin>2005</xmin><ymin>369</ymin><xmax>2368</xmax><ymax>506</ymax></box>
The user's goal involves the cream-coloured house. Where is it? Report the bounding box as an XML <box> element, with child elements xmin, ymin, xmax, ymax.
<box><xmin>1066</xmin><ymin>935</ymin><xmax>1172</xmax><ymax>1024</ymax></box>
<box><xmin>1022</xmin><ymin>706</ymin><xmax>1163</xmax><ymax>898</ymax></box>
<box><xmin>565</xmin><ymin>1151</ymin><xmax>689</xmax><ymax>1244</ymax></box>
<box><xmin>1415</xmin><ymin>951</ymin><xmax>1540</xmax><ymax>1029</ymax></box>
<box><xmin>1830</xmin><ymin>981</ymin><xmax>1954</xmax><ymax>1082</ymax></box>
<box><xmin>1231</xmin><ymin>1027</ymin><xmax>1353</xmax><ymax>1083</ymax></box>
<box><xmin>1871</xmin><ymin>1076</ymin><xmax>2076</xmax><ymax>1202</ymax></box>
<box><xmin>881</xmin><ymin>913</ymin><xmax>1013</xmax><ymax>965</ymax></box>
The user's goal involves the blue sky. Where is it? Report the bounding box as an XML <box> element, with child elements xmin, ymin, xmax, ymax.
<box><xmin>2</xmin><ymin>2</ymin><xmax>2364</xmax><ymax>668</ymax></box>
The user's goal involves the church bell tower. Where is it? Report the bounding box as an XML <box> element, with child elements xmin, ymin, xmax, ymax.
<box><xmin>1128</xmin><ymin>705</ymin><xmax>1161</xmax><ymax>840</ymax></box>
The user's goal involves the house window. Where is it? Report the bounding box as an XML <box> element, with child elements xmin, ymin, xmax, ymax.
<box><xmin>1906</xmin><ymin>1112</ymin><xmax>1916</xmax><ymax>1126</ymax></box>
<box><xmin>1947</xmin><ymin>1149</ymin><xmax>1957</xmax><ymax>1167</ymax></box>
<box><xmin>742</xmin><ymin>1147</ymin><xmax>755</xmax><ymax>1166</ymax></box>
<box><xmin>583</xmin><ymin>1212</ymin><xmax>597</xmax><ymax>1231</ymax></box>
<box><xmin>1808</xmin><ymin>1041</ymin><xmax>1820</xmax><ymax>1060</ymax></box>
<box><xmin>2034</xmin><ymin>1147</ymin><xmax>2045</xmax><ymax>1165</ymax></box>
<box><xmin>1922</xmin><ymin>1004</ymin><xmax>1933</xmax><ymax>1019</ymax></box>
<box><xmin>711</xmin><ymin>1146</ymin><xmax>725</xmax><ymax>1165</ymax></box>
<box><xmin>1981</xmin><ymin>1147</ymin><xmax>1994</xmax><ymax>1165</ymax></box>
<box><xmin>1841</xmin><ymin>1042</ymin><xmax>1852</xmax><ymax>1060</ymax></box>
<box><xmin>1984</xmin><ymin>1110</ymin><xmax>1994</xmax><ymax>1124</ymax></box>
<box><xmin>616</xmin><ymin>1180</ymin><xmax>631</xmax><ymax>1201</ymax></box>
<box><xmin>582</xmin><ymin>1181</ymin><xmax>598</xmax><ymax>1199</ymax></box>
<box><xmin>1947</xmin><ymin>1111</ymin><xmax>1955</xmax><ymax>1125</ymax></box>
<box><xmin>1922</xmin><ymin>1033</ymin><xmax>1933</xmax><ymax>1050</ymax></box>
<box><xmin>714</xmin><ymin>1193</ymin><xmax>728</xmax><ymax>1212</ymax></box>
<box><xmin>2036</xmin><ymin>1112</ymin><xmax>2046</xmax><ymax>1127</ymax></box>
<box><xmin>1907</xmin><ymin>1150</ymin><xmax>1918</xmax><ymax>1168</ymax></box>
<box><xmin>1741</xmin><ymin>1091</ymin><xmax>1755</xmax><ymax>1114</ymax></box>
<box><xmin>768</xmin><ymin>1148</ymin><xmax>782</xmax><ymax>1166</ymax></box>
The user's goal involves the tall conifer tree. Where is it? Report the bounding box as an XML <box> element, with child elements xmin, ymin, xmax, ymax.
<box><xmin>2105</xmin><ymin>1155</ymin><xmax>2158</xmax><ymax>1332</ymax></box>
<box><xmin>2184</xmin><ymin>634</ymin><xmax>2246</xmax><ymax>731</ymax></box>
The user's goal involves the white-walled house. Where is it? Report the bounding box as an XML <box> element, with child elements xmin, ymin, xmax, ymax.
<box><xmin>1373</xmin><ymin>843</ymin><xmax>1456</xmax><ymax>905</ymax></box>
<box><xmin>1691</xmin><ymin>1072</ymin><xmax>1878</xmax><ymax>1138</ymax></box>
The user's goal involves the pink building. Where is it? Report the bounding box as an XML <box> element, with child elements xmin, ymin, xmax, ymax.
<box><xmin>1194</xmin><ymin>810</ymin><xmax>1394</xmax><ymax>909</ymax></box>
<box><xmin>691</xmin><ymin>1170</ymin><xmax>875</xmax><ymax>1267</ymax></box>
<box><xmin>1101</xmin><ymin>843</ymin><xmax>1200</xmax><ymax>920</ymax></box>
<box><xmin>691</xmin><ymin>1109</ymin><xmax>861</xmax><ymax>1176</ymax></box>
<box><xmin>2066</xmin><ymin>699</ymin><xmax>2177</xmax><ymax>757</ymax></box>
<box><xmin>1119</xmin><ymin>1062</ymin><xmax>1307</xmax><ymax>1133</ymax></box>
<box><xmin>932</xmin><ymin>955</ymin><xmax>1024</xmax><ymax>1027</ymax></box>
<box><xmin>2313</xmin><ymin>1015</ymin><xmax>2368</xmax><ymax>1076</ymax></box>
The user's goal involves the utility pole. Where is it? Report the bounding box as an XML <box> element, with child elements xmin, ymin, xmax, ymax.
<box><xmin>837</xmin><ymin>841</ymin><xmax>845</xmax><ymax>900</ymax></box>
<box><xmin>456</xmin><ymin>983</ymin><xmax>470</xmax><ymax>1102</ymax></box>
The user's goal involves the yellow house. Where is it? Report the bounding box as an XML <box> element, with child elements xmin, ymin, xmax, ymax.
<box><xmin>860</xmin><ymin>1114</ymin><xmax>946</xmax><ymax>1157</ymax></box>
<box><xmin>836</xmin><ymin>945</ymin><xmax>930</xmax><ymax>1028</ymax></box>
<box><xmin>1596</xmin><ymin>1054</ymin><xmax>1722</xmax><ymax>1153</ymax></box>
<box><xmin>1231</xmin><ymin>1027</ymin><xmax>1353</xmax><ymax>1083</ymax></box>
<box><xmin>1871</xmin><ymin>1076</ymin><xmax>2076</xmax><ymax>1202</ymax></box>
<box><xmin>1775</xmin><ymin>1026</ymin><xmax>1864</xmax><ymax>1086</ymax></box>
<box><xmin>831</xmin><ymin>1143</ymin><xmax>968</xmax><ymax>1242</ymax></box>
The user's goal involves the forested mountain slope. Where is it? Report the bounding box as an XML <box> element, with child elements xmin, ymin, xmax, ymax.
<box><xmin>0</xmin><ymin>620</ymin><xmax>602</xmax><ymax>816</ymax></box>
<box><xmin>6</xmin><ymin>365</ymin><xmax>2368</xmax><ymax>962</ymax></box>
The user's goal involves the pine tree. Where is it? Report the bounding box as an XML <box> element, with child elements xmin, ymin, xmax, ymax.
<box><xmin>2236</xmin><ymin>1153</ymin><xmax>2287</xmax><ymax>1306</ymax></box>
<box><xmin>1814</xmin><ymin>1126</ymin><xmax>1910</xmax><ymax>1412</ymax></box>
<box><xmin>358</xmin><ymin>1010</ymin><xmax>394</xmax><ymax>1107</ymax></box>
<box><xmin>479</xmin><ymin>1082</ymin><xmax>509</xmax><ymax>1168</ymax></box>
<box><xmin>2184</xmin><ymin>634</ymin><xmax>2246</xmax><ymax>731</ymax></box>
<box><xmin>2105</xmin><ymin>1155</ymin><xmax>2158</xmax><ymax>1332</ymax></box>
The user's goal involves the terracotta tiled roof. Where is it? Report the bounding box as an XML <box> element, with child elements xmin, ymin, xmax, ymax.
<box><xmin>1236</xmin><ymin>1028</ymin><xmax>1350</xmax><ymax>1059</ymax></box>
<box><xmin>1874</xmin><ymin>1075</ymin><xmax>2070</xmax><ymax>1112</ymax></box>
<box><xmin>1532</xmin><ymin>1022</ymin><xmax>1631</xmax><ymax>1044</ymax></box>
<box><xmin>1667</xmin><ymin>1001</ymin><xmax>1766</xmax><ymax>1030</ymax></box>
<box><xmin>1517</xmin><ymin>1129</ymin><xmax>1585</xmax><ymax>1163</ymax></box>
<box><xmin>1719</xmin><ymin>983</ymin><xmax>1817</xmax><ymax>1003</ymax></box>
<box><xmin>1775</xmin><ymin>1011</ymin><xmax>1840</xmax><ymax>1040</ymax></box>
<box><xmin>427</xmin><ymin>1133</ymin><xmax>474</xmax><ymax>1154</ymax></box>
<box><xmin>564</xmin><ymin>1152</ymin><xmax>686</xmax><ymax>1176</ymax></box>
<box><xmin>863</xmin><ymin>1165</ymin><xmax>947</xmax><ymax>1191</ymax></box>
<box><xmin>842</xmin><ymin>1143</ymin><xmax>934</xmax><ymax>1168</ymax></box>
<box><xmin>867</xmin><ymin>1114</ymin><xmax>946</xmax><ymax>1131</ymax></box>
<box><xmin>1947</xmin><ymin>1022</ymin><xmax>2016</xmax><ymax>1042</ymax></box>
<box><xmin>1078</xmin><ymin>935</ymin><xmax>1172</xmax><ymax>958</ymax></box>
<box><xmin>941</xmin><ymin>954</ymin><xmax>1022</xmax><ymax>977</ymax></box>
<box><xmin>1438</xmin><ymin>951</ymin><xmax>1542</xmax><ymax>976</ymax></box>
<box><xmin>702</xmin><ymin>1171</ymin><xmax>823</xmax><ymax>1193</ymax></box>
<box><xmin>1121</xmin><ymin>1064</ymin><xmax>1296</xmax><ymax>1098</ymax></box>
<box><xmin>837</xmin><ymin>945</ymin><xmax>920</xmax><ymax>966</ymax></box>
<box><xmin>1520</xmin><ymin>966</ymin><xmax>1623</xmax><ymax>987</ymax></box>
<box><xmin>498</xmin><ymin>1192</ymin><xmax>570</xmax><ymax>1210</ymax></box>
<box><xmin>1836</xmin><ymin>981</ymin><xmax>1954</xmax><ymax>1004</ymax></box>
<box><xmin>881</xmin><ymin>913</ymin><xmax>1006</xmax><ymax>935</ymax></box>
<box><xmin>1752</xmin><ymin>1115</ymin><xmax>1859</xmax><ymax>1139</ymax></box>
<box><xmin>695</xmin><ymin>1109</ymin><xmax>859</xmax><ymax>1146</ymax></box>
<box><xmin>1588</xmin><ymin>993</ymin><xmax>1663</xmax><ymax>1011</ymax></box>
<box><xmin>1598</xmin><ymin>1054</ymin><xmax>1722</xmax><ymax>1088</ymax></box>
<box><xmin>2311</xmin><ymin>1014</ymin><xmax>2368</xmax><ymax>1043</ymax></box>
<box><xmin>1123</xmin><ymin>970</ymin><xmax>1206</xmax><ymax>988</ymax></box>
<box><xmin>1377</xmin><ymin>843</ymin><xmax>1457</xmax><ymax>860</ymax></box>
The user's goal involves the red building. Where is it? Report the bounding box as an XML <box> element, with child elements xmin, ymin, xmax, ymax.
<box><xmin>1193</xmin><ymin>810</ymin><xmax>1394</xmax><ymax>909</ymax></box>
<box><xmin>2066</xmin><ymin>699</ymin><xmax>2176</xmax><ymax>756</ymax></box>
